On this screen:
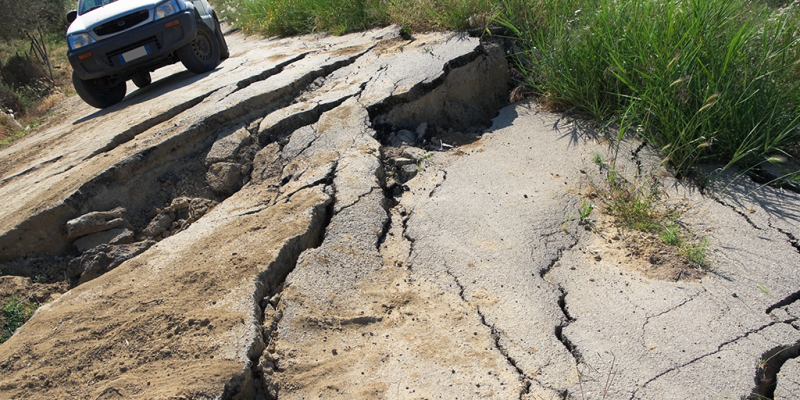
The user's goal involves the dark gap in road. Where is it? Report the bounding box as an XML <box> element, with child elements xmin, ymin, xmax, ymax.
<box><xmin>711</xmin><ymin>196</ymin><xmax>762</xmax><ymax>231</ymax></box>
<box><xmin>86</xmin><ymin>51</ymin><xmax>311</xmax><ymax>162</ymax></box>
<box><xmin>748</xmin><ymin>340</ymin><xmax>800</xmax><ymax>400</ymax></box>
<box><xmin>746</xmin><ymin>165</ymin><xmax>800</xmax><ymax>195</ymax></box>
<box><xmin>234</xmin><ymin>53</ymin><xmax>310</xmax><ymax>92</ymax></box>
<box><xmin>475</xmin><ymin>308</ymin><xmax>532</xmax><ymax>400</ymax></box>
<box><xmin>557</xmin><ymin>286</ymin><xmax>574</xmax><ymax>322</ymax></box>
<box><xmin>554</xmin><ymin>324</ymin><xmax>583</xmax><ymax>364</ymax></box>
<box><xmin>766</xmin><ymin>290</ymin><xmax>800</xmax><ymax>315</ymax></box>
<box><xmin>245</xmin><ymin>180</ymin><xmax>336</xmax><ymax>400</ymax></box>
<box><xmin>86</xmin><ymin>90</ymin><xmax>215</xmax><ymax>159</ymax></box>
<box><xmin>775</xmin><ymin>227</ymin><xmax>800</xmax><ymax>255</ymax></box>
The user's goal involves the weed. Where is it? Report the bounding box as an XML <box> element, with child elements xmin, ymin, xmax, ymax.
<box><xmin>0</xmin><ymin>296</ymin><xmax>39</xmax><ymax>344</ymax></box>
<box><xmin>683</xmin><ymin>237</ymin><xmax>708</xmax><ymax>267</ymax></box>
<box><xmin>588</xmin><ymin>138</ymin><xmax>709</xmax><ymax>268</ymax></box>
<box><xmin>592</xmin><ymin>153</ymin><xmax>605</xmax><ymax>169</ymax></box>
<box><xmin>577</xmin><ymin>199</ymin><xmax>593</xmax><ymax>224</ymax></box>
<box><xmin>415</xmin><ymin>151</ymin><xmax>432</xmax><ymax>171</ymax></box>
<box><xmin>660</xmin><ymin>220</ymin><xmax>682</xmax><ymax>247</ymax></box>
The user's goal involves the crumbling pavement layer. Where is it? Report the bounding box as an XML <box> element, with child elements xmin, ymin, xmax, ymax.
<box><xmin>0</xmin><ymin>25</ymin><xmax>798</xmax><ymax>399</ymax></box>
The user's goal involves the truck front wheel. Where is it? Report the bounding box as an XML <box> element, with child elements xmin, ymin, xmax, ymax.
<box><xmin>177</xmin><ymin>23</ymin><xmax>220</xmax><ymax>74</ymax></box>
<box><xmin>72</xmin><ymin>72</ymin><xmax>127</xmax><ymax>109</ymax></box>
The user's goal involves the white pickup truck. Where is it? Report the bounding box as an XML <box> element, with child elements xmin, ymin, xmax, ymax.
<box><xmin>66</xmin><ymin>0</ymin><xmax>229</xmax><ymax>108</ymax></box>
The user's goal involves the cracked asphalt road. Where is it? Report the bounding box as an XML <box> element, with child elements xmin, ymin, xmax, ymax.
<box><xmin>0</xmin><ymin>26</ymin><xmax>798</xmax><ymax>399</ymax></box>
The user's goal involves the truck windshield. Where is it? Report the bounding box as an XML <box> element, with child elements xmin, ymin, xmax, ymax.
<box><xmin>79</xmin><ymin>0</ymin><xmax>121</xmax><ymax>15</ymax></box>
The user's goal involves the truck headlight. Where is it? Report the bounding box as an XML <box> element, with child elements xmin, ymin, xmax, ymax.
<box><xmin>154</xmin><ymin>0</ymin><xmax>181</xmax><ymax>20</ymax></box>
<box><xmin>68</xmin><ymin>33</ymin><xmax>95</xmax><ymax>50</ymax></box>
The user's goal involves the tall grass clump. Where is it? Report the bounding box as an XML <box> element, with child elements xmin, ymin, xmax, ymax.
<box><xmin>212</xmin><ymin>0</ymin><xmax>502</xmax><ymax>36</ymax></box>
<box><xmin>498</xmin><ymin>0</ymin><xmax>800</xmax><ymax>173</ymax></box>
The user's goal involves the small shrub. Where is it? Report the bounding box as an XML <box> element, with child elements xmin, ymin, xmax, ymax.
<box><xmin>1</xmin><ymin>54</ymin><xmax>48</xmax><ymax>89</ymax></box>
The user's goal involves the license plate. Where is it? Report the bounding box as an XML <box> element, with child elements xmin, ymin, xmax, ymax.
<box><xmin>119</xmin><ymin>45</ymin><xmax>150</xmax><ymax>63</ymax></box>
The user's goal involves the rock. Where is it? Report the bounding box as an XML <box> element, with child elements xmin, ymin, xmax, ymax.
<box><xmin>189</xmin><ymin>198</ymin><xmax>218</xmax><ymax>216</ymax></box>
<box><xmin>170</xmin><ymin>197</ymin><xmax>191</xmax><ymax>211</ymax></box>
<box><xmin>416</xmin><ymin>122</ymin><xmax>428</xmax><ymax>140</ymax></box>
<box><xmin>402</xmin><ymin>147</ymin><xmax>426</xmax><ymax>160</ymax></box>
<box><xmin>66</xmin><ymin>207</ymin><xmax>126</xmax><ymax>239</ymax></box>
<box><xmin>205</xmin><ymin>126</ymin><xmax>252</xmax><ymax>166</ymax></box>
<box><xmin>142</xmin><ymin>213</ymin><xmax>174</xmax><ymax>238</ymax></box>
<box><xmin>73</xmin><ymin>228</ymin><xmax>135</xmax><ymax>253</ymax></box>
<box><xmin>395</xmin><ymin>129</ymin><xmax>417</xmax><ymax>143</ymax></box>
<box><xmin>251</xmin><ymin>143</ymin><xmax>282</xmax><ymax>185</ymax></box>
<box><xmin>207</xmin><ymin>162</ymin><xmax>244</xmax><ymax>195</ymax></box>
<box><xmin>67</xmin><ymin>241</ymin><xmax>155</xmax><ymax>282</ymax></box>
<box><xmin>399</xmin><ymin>164</ymin><xmax>418</xmax><ymax>181</ymax></box>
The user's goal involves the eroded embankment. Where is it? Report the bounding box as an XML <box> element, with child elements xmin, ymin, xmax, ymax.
<box><xmin>0</xmin><ymin>27</ymin><xmax>510</xmax><ymax>399</ymax></box>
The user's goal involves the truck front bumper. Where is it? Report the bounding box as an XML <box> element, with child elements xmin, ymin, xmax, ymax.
<box><xmin>69</xmin><ymin>10</ymin><xmax>197</xmax><ymax>81</ymax></box>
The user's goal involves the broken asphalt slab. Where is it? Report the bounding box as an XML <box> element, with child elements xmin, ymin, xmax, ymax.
<box><xmin>0</xmin><ymin>25</ymin><xmax>798</xmax><ymax>399</ymax></box>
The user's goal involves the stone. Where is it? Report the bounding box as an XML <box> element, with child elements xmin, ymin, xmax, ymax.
<box><xmin>416</xmin><ymin>122</ymin><xmax>428</xmax><ymax>140</ymax></box>
<box><xmin>395</xmin><ymin>129</ymin><xmax>416</xmax><ymax>144</ymax></box>
<box><xmin>67</xmin><ymin>241</ymin><xmax>155</xmax><ymax>282</ymax></box>
<box><xmin>142</xmin><ymin>213</ymin><xmax>174</xmax><ymax>238</ymax></box>
<box><xmin>73</xmin><ymin>228</ymin><xmax>135</xmax><ymax>253</ymax></box>
<box><xmin>205</xmin><ymin>126</ymin><xmax>252</xmax><ymax>166</ymax></box>
<box><xmin>171</xmin><ymin>197</ymin><xmax>191</xmax><ymax>211</ymax></box>
<box><xmin>402</xmin><ymin>147</ymin><xmax>426</xmax><ymax>160</ymax></box>
<box><xmin>66</xmin><ymin>207</ymin><xmax>126</xmax><ymax>239</ymax></box>
<box><xmin>399</xmin><ymin>164</ymin><xmax>418</xmax><ymax>182</ymax></box>
<box><xmin>251</xmin><ymin>143</ymin><xmax>282</xmax><ymax>185</ymax></box>
<box><xmin>207</xmin><ymin>162</ymin><xmax>244</xmax><ymax>195</ymax></box>
<box><xmin>189</xmin><ymin>198</ymin><xmax>218</xmax><ymax>216</ymax></box>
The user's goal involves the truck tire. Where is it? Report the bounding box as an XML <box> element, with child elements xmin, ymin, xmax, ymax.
<box><xmin>177</xmin><ymin>23</ymin><xmax>220</xmax><ymax>74</ymax></box>
<box><xmin>132</xmin><ymin>72</ymin><xmax>151</xmax><ymax>88</ymax></box>
<box><xmin>214</xmin><ymin>18</ymin><xmax>230</xmax><ymax>60</ymax></box>
<box><xmin>72</xmin><ymin>72</ymin><xmax>127</xmax><ymax>109</ymax></box>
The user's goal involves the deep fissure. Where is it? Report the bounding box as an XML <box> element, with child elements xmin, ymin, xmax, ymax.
<box><xmin>748</xmin><ymin>340</ymin><xmax>800</xmax><ymax>400</ymax></box>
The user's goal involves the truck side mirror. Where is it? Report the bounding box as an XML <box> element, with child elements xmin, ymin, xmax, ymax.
<box><xmin>67</xmin><ymin>10</ymin><xmax>78</xmax><ymax>24</ymax></box>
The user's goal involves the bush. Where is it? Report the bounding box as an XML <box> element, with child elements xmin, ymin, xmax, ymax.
<box><xmin>1</xmin><ymin>54</ymin><xmax>48</xmax><ymax>90</ymax></box>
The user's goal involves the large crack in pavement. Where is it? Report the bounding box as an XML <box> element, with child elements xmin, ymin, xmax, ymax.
<box><xmin>3</xmin><ymin>25</ymin><xmax>800</xmax><ymax>400</ymax></box>
<box><xmin>0</xmin><ymin>26</ymin><xmax>515</xmax><ymax>399</ymax></box>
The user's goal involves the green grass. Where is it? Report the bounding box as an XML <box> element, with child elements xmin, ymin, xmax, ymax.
<box><xmin>590</xmin><ymin>151</ymin><xmax>708</xmax><ymax>267</ymax></box>
<box><xmin>497</xmin><ymin>0</ymin><xmax>800</xmax><ymax>174</ymax></box>
<box><xmin>1</xmin><ymin>296</ymin><xmax>40</xmax><ymax>344</ymax></box>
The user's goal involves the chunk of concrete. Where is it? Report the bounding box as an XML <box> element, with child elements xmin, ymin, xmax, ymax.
<box><xmin>66</xmin><ymin>207</ymin><xmax>126</xmax><ymax>239</ymax></box>
<box><xmin>205</xmin><ymin>125</ymin><xmax>251</xmax><ymax>166</ymax></box>
<box><xmin>251</xmin><ymin>143</ymin><xmax>282</xmax><ymax>185</ymax></box>
<box><xmin>67</xmin><ymin>241</ymin><xmax>154</xmax><ymax>282</ymax></box>
<box><xmin>207</xmin><ymin>162</ymin><xmax>244</xmax><ymax>195</ymax></box>
<box><xmin>142</xmin><ymin>212</ymin><xmax>174</xmax><ymax>238</ymax></box>
<box><xmin>73</xmin><ymin>228</ymin><xmax>135</xmax><ymax>253</ymax></box>
<box><xmin>399</xmin><ymin>164</ymin><xmax>418</xmax><ymax>181</ymax></box>
<box><xmin>775</xmin><ymin>357</ymin><xmax>800</xmax><ymax>399</ymax></box>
